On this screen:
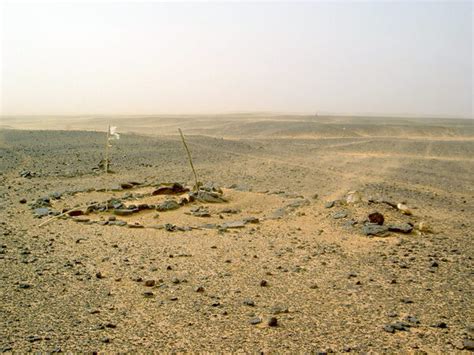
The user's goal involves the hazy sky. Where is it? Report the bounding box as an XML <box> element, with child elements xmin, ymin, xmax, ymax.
<box><xmin>1</xmin><ymin>1</ymin><xmax>472</xmax><ymax>117</ymax></box>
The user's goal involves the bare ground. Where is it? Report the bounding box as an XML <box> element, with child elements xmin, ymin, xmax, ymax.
<box><xmin>0</xmin><ymin>115</ymin><xmax>473</xmax><ymax>353</ymax></box>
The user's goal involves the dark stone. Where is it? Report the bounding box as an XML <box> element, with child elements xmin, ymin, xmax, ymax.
<box><xmin>164</xmin><ymin>224</ymin><xmax>176</xmax><ymax>232</ymax></box>
<box><xmin>156</xmin><ymin>200</ymin><xmax>180</xmax><ymax>212</ymax></box>
<box><xmin>324</xmin><ymin>201</ymin><xmax>335</xmax><ymax>209</ymax></box>
<box><xmin>19</xmin><ymin>198</ymin><xmax>27</xmax><ymax>204</ymax></box>
<box><xmin>113</xmin><ymin>209</ymin><xmax>136</xmax><ymax>216</ymax></box>
<box><xmin>243</xmin><ymin>299</ymin><xmax>255</xmax><ymax>306</ymax></box>
<box><xmin>144</xmin><ymin>280</ymin><xmax>155</xmax><ymax>287</ymax></box>
<box><xmin>193</xmin><ymin>190</ymin><xmax>227</xmax><ymax>203</ymax></box>
<box><xmin>194</xmin><ymin>286</ymin><xmax>205</xmax><ymax>292</ymax></box>
<box><xmin>26</xmin><ymin>335</ymin><xmax>42</xmax><ymax>342</ymax></box>
<box><xmin>431</xmin><ymin>322</ymin><xmax>447</xmax><ymax>328</ymax></box>
<box><xmin>260</xmin><ymin>280</ymin><xmax>268</xmax><ymax>287</ymax></box>
<box><xmin>143</xmin><ymin>291</ymin><xmax>154</xmax><ymax>298</ymax></box>
<box><xmin>120</xmin><ymin>183</ymin><xmax>134</xmax><ymax>189</ymax></box>
<box><xmin>152</xmin><ymin>183</ymin><xmax>189</xmax><ymax>195</ymax></box>
<box><xmin>362</xmin><ymin>224</ymin><xmax>389</xmax><ymax>236</ymax></box>
<box><xmin>387</xmin><ymin>223</ymin><xmax>413</xmax><ymax>234</ymax></box>
<box><xmin>368</xmin><ymin>212</ymin><xmax>384</xmax><ymax>225</ymax></box>
<box><xmin>67</xmin><ymin>210</ymin><xmax>84</xmax><ymax>217</ymax></box>
<box><xmin>20</xmin><ymin>170</ymin><xmax>34</xmax><ymax>178</ymax></box>
<box><xmin>96</xmin><ymin>272</ymin><xmax>104</xmax><ymax>279</ymax></box>
<box><xmin>220</xmin><ymin>208</ymin><xmax>241</xmax><ymax>214</ymax></box>
<box><xmin>267</xmin><ymin>317</ymin><xmax>278</xmax><ymax>327</ymax></box>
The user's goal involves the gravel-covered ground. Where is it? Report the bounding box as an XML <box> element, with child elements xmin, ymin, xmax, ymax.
<box><xmin>0</xmin><ymin>116</ymin><xmax>473</xmax><ymax>352</ymax></box>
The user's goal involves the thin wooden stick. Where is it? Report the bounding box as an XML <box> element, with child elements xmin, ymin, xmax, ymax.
<box><xmin>38</xmin><ymin>202</ymin><xmax>101</xmax><ymax>227</ymax></box>
<box><xmin>105</xmin><ymin>125</ymin><xmax>110</xmax><ymax>174</ymax></box>
<box><xmin>178</xmin><ymin>128</ymin><xmax>199</xmax><ymax>191</ymax></box>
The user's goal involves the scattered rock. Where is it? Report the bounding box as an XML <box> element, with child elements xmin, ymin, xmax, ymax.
<box><xmin>260</xmin><ymin>280</ymin><xmax>268</xmax><ymax>287</ymax></box>
<box><xmin>201</xmin><ymin>181</ymin><xmax>223</xmax><ymax>194</ymax></box>
<box><xmin>332</xmin><ymin>211</ymin><xmax>348</xmax><ymax>219</ymax></box>
<box><xmin>120</xmin><ymin>182</ymin><xmax>134</xmax><ymax>189</ymax></box>
<box><xmin>190</xmin><ymin>206</ymin><xmax>211</xmax><ymax>217</ymax></box>
<box><xmin>431</xmin><ymin>322</ymin><xmax>447</xmax><ymax>328</ymax></box>
<box><xmin>397</xmin><ymin>203</ymin><xmax>412</xmax><ymax>215</ymax></box>
<box><xmin>144</xmin><ymin>280</ymin><xmax>155</xmax><ymax>287</ymax></box>
<box><xmin>67</xmin><ymin>210</ymin><xmax>84</xmax><ymax>217</ymax></box>
<box><xmin>152</xmin><ymin>183</ymin><xmax>189</xmax><ymax>195</ymax></box>
<box><xmin>286</xmin><ymin>199</ymin><xmax>310</xmax><ymax>209</ymax></box>
<box><xmin>164</xmin><ymin>224</ymin><xmax>177</xmax><ymax>232</ymax></box>
<box><xmin>220</xmin><ymin>208</ymin><xmax>241</xmax><ymax>214</ymax></box>
<box><xmin>113</xmin><ymin>209</ymin><xmax>136</xmax><ymax>216</ymax></box>
<box><xmin>34</xmin><ymin>208</ymin><xmax>50</xmax><ymax>218</ymax></box>
<box><xmin>324</xmin><ymin>201</ymin><xmax>335</xmax><ymax>209</ymax></box>
<box><xmin>463</xmin><ymin>339</ymin><xmax>474</xmax><ymax>351</ymax></box>
<box><xmin>19</xmin><ymin>198</ymin><xmax>27</xmax><ymax>204</ymax></box>
<box><xmin>220</xmin><ymin>220</ymin><xmax>246</xmax><ymax>229</ymax></box>
<box><xmin>362</xmin><ymin>224</ymin><xmax>389</xmax><ymax>236</ymax></box>
<box><xmin>108</xmin><ymin>220</ymin><xmax>127</xmax><ymax>227</ymax></box>
<box><xmin>20</xmin><ymin>170</ymin><xmax>34</xmax><ymax>178</ymax></box>
<box><xmin>368</xmin><ymin>212</ymin><xmax>384</xmax><ymax>225</ymax></box>
<box><xmin>387</xmin><ymin>223</ymin><xmax>413</xmax><ymax>234</ymax></box>
<box><xmin>243</xmin><ymin>216</ymin><xmax>259</xmax><ymax>224</ymax></box>
<box><xmin>156</xmin><ymin>200</ymin><xmax>180</xmax><ymax>211</ymax></box>
<box><xmin>417</xmin><ymin>221</ymin><xmax>433</xmax><ymax>233</ymax></box>
<box><xmin>383</xmin><ymin>322</ymin><xmax>410</xmax><ymax>333</ymax></box>
<box><xmin>346</xmin><ymin>191</ymin><xmax>362</xmax><ymax>204</ymax></box>
<box><xmin>250</xmin><ymin>317</ymin><xmax>262</xmax><ymax>325</ymax></box>
<box><xmin>267</xmin><ymin>317</ymin><xmax>278</xmax><ymax>327</ymax></box>
<box><xmin>243</xmin><ymin>299</ymin><xmax>255</xmax><ymax>306</ymax></box>
<box><xmin>192</xmin><ymin>190</ymin><xmax>227</xmax><ymax>203</ymax></box>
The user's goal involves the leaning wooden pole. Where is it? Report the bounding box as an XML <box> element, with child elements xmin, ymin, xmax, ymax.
<box><xmin>178</xmin><ymin>128</ymin><xmax>199</xmax><ymax>191</ymax></box>
<box><xmin>104</xmin><ymin>125</ymin><xmax>110</xmax><ymax>174</ymax></box>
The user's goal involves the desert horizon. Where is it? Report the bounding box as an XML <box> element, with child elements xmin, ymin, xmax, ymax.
<box><xmin>1</xmin><ymin>0</ymin><xmax>472</xmax><ymax>353</ymax></box>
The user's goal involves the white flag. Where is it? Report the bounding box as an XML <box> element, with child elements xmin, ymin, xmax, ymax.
<box><xmin>108</xmin><ymin>126</ymin><xmax>120</xmax><ymax>140</ymax></box>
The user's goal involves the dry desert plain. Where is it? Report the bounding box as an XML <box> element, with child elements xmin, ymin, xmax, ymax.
<box><xmin>0</xmin><ymin>114</ymin><xmax>473</xmax><ymax>353</ymax></box>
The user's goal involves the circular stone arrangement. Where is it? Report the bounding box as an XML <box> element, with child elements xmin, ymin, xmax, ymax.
<box><xmin>33</xmin><ymin>181</ymin><xmax>306</xmax><ymax>232</ymax></box>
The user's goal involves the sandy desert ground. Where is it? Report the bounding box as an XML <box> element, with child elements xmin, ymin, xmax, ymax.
<box><xmin>0</xmin><ymin>114</ymin><xmax>473</xmax><ymax>353</ymax></box>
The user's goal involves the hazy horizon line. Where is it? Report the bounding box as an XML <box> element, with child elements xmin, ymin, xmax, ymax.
<box><xmin>1</xmin><ymin>111</ymin><xmax>472</xmax><ymax>120</ymax></box>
